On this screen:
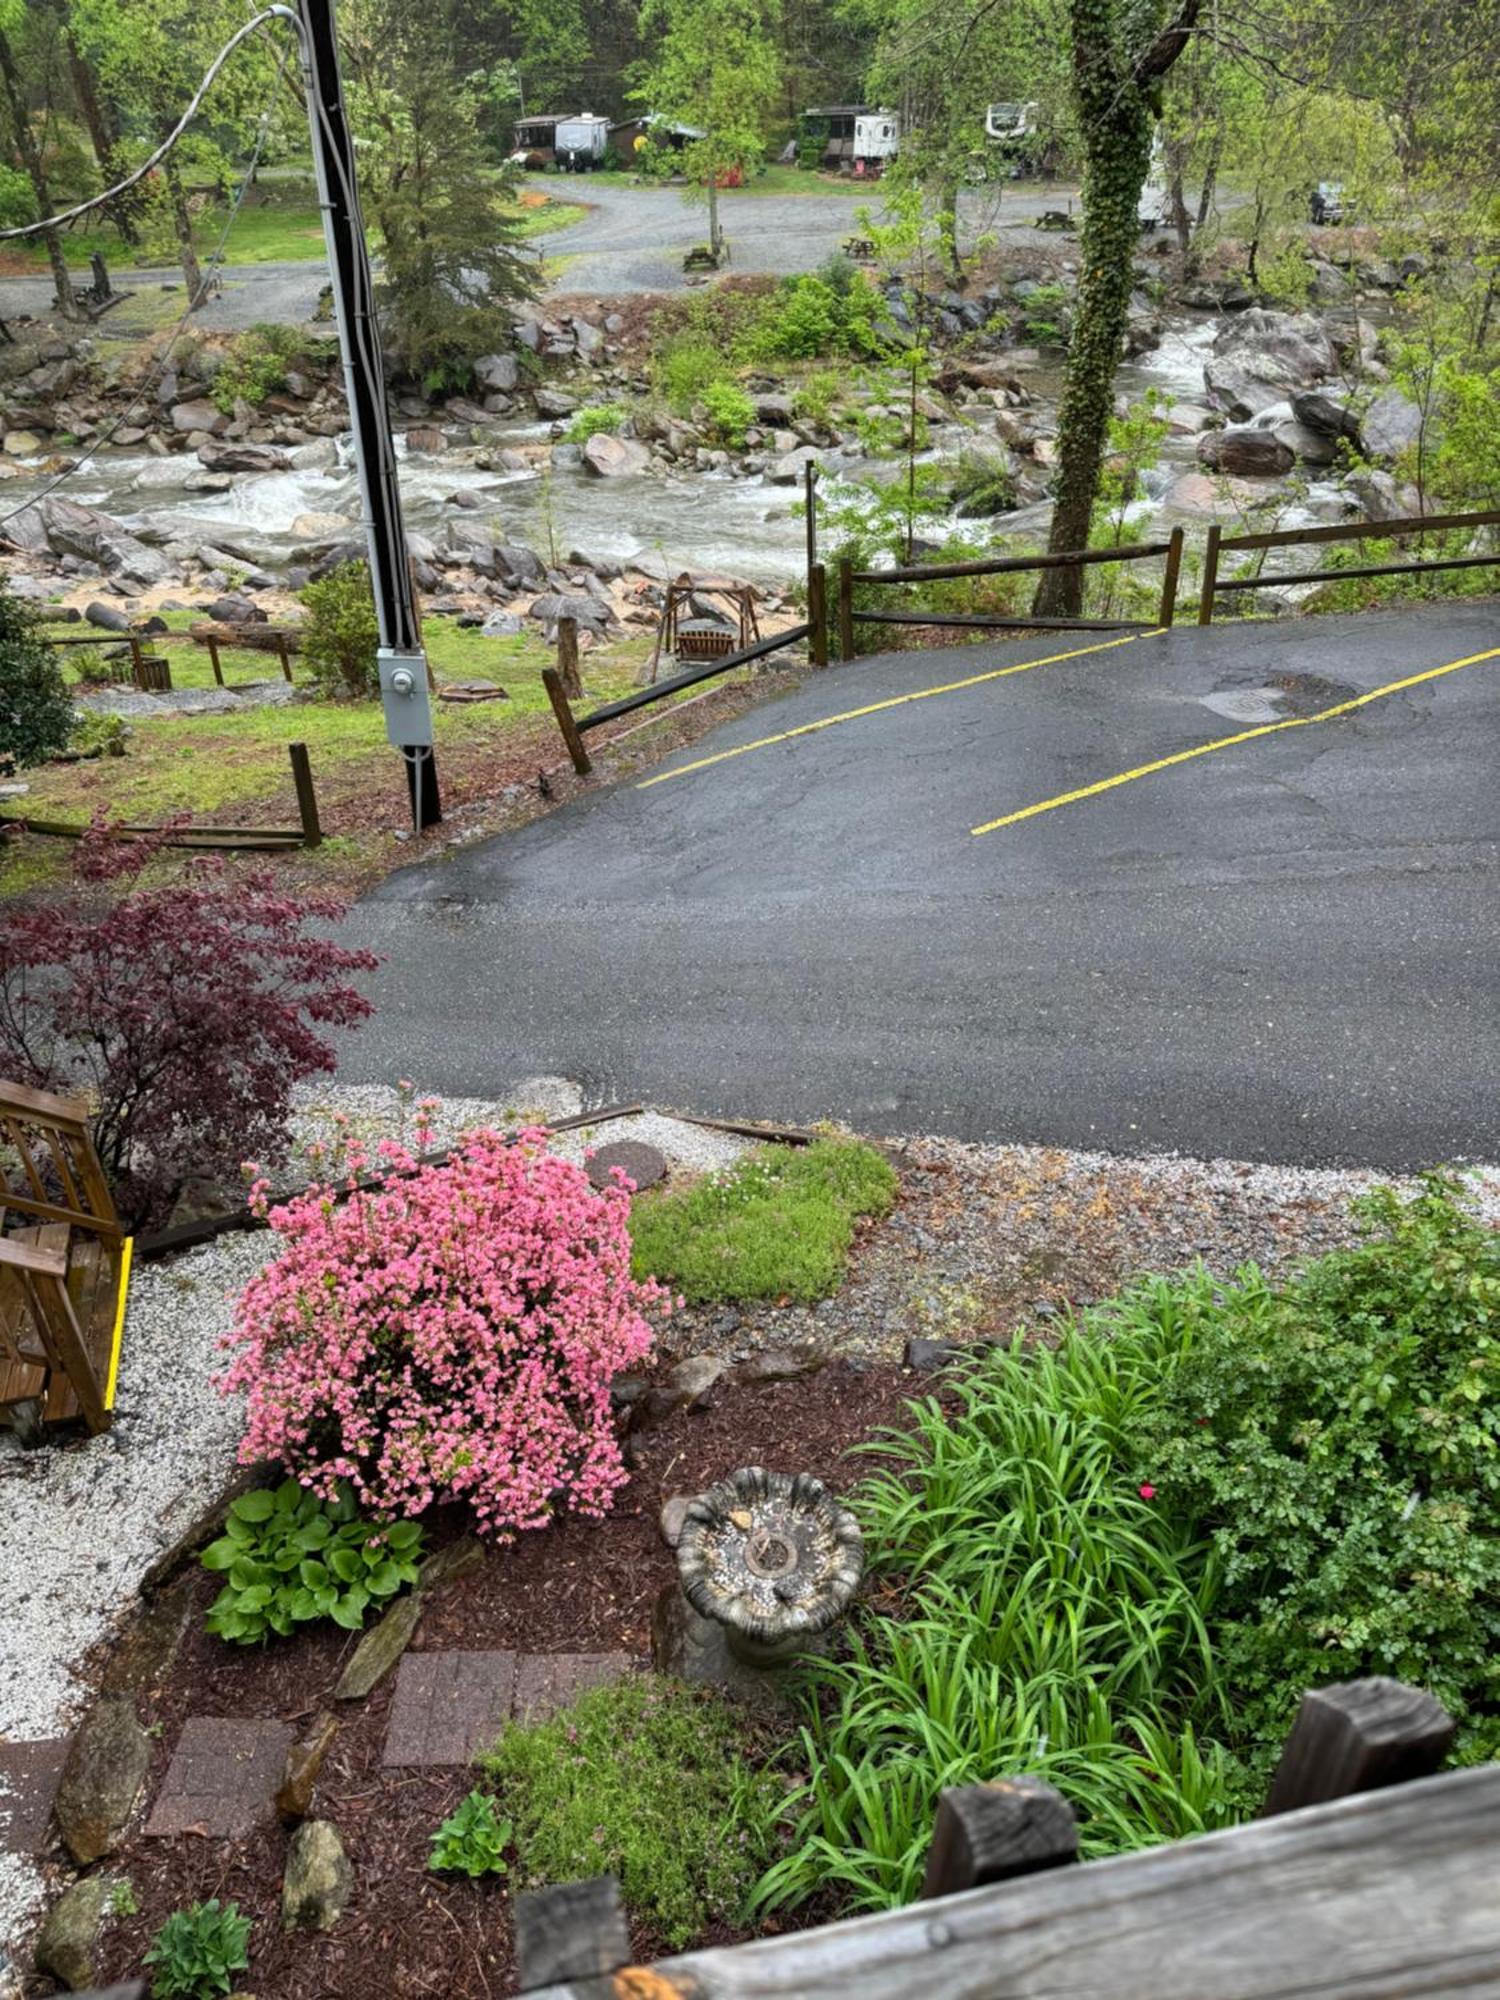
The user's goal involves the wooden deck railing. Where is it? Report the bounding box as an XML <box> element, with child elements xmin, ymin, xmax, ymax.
<box><xmin>518</xmin><ymin>1677</ymin><xmax>1500</xmax><ymax>1999</ymax></box>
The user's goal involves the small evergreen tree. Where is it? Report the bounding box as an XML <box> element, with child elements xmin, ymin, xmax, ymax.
<box><xmin>299</xmin><ymin>560</ymin><xmax>380</xmax><ymax>700</ymax></box>
<box><xmin>0</xmin><ymin>582</ymin><xmax>72</xmax><ymax>768</ymax></box>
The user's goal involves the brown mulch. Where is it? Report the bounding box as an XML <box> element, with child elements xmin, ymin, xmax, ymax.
<box><xmin>83</xmin><ymin>1359</ymin><xmax>922</xmax><ymax>2000</ymax></box>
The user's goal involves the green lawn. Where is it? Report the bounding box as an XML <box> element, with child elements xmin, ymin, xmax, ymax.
<box><xmin>554</xmin><ymin>164</ymin><xmax>875</xmax><ymax>200</ymax></box>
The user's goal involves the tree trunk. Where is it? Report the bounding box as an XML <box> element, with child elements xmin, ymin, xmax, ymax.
<box><xmin>939</xmin><ymin>179</ymin><xmax>962</xmax><ymax>287</ymax></box>
<box><xmin>1033</xmin><ymin>107</ymin><xmax>1153</xmax><ymax>617</ymax></box>
<box><xmin>707</xmin><ymin>165</ymin><xmax>720</xmax><ymax>262</ymax></box>
<box><xmin>162</xmin><ymin>152</ymin><xmax>202</xmax><ymax>300</ymax></box>
<box><xmin>65</xmin><ymin>35</ymin><xmax>138</xmax><ymax>245</ymax></box>
<box><xmin>1194</xmin><ymin>131</ymin><xmax>1221</xmax><ymax>232</ymax></box>
<box><xmin>0</xmin><ymin>28</ymin><xmax>81</xmax><ymax>322</ymax></box>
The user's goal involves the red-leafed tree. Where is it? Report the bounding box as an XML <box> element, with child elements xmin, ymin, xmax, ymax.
<box><xmin>0</xmin><ymin>821</ymin><xmax>378</xmax><ymax>1228</ymax></box>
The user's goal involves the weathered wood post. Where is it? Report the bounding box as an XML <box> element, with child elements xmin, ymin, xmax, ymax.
<box><xmin>1263</xmin><ymin>1678</ymin><xmax>1455</xmax><ymax>1817</ymax></box>
<box><xmin>515</xmin><ymin>1877</ymin><xmax>631</xmax><ymax>1993</ymax></box>
<box><xmin>921</xmin><ymin>1775</ymin><xmax>1078</xmax><ymax>1899</ymax></box>
<box><xmin>1198</xmin><ymin>522</ymin><xmax>1222</xmax><ymax>626</ymax></box>
<box><xmin>837</xmin><ymin>556</ymin><xmax>855</xmax><ymax>661</ymax></box>
<box><xmin>543</xmin><ymin>667</ymin><xmax>592</xmax><ymax>776</ymax></box>
<box><xmin>556</xmin><ymin>614</ymin><xmax>582</xmax><ymax>699</ymax></box>
<box><xmin>276</xmin><ymin>635</ymin><xmax>294</xmax><ymax>684</ymax></box>
<box><xmin>808</xmin><ymin>561</ymin><xmax>829</xmax><ymax>667</ymax></box>
<box><xmin>1158</xmin><ymin>524</ymin><xmax>1185</xmax><ymax>628</ymax></box>
<box><xmin>206</xmin><ymin>636</ymin><xmax>224</xmax><ymax>687</ymax></box>
<box><xmin>288</xmin><ymin>742</ymin><xmax>322</xmax><ymax>849</ymax></box>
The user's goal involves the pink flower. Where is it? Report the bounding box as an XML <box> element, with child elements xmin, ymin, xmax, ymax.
<box><xmin>1138</xmin><ymin>1482</ymin><xmax>1157</xmax><ymax>1501</ymax></box>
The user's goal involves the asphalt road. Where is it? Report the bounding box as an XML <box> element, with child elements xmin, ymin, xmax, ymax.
<box><xmin>338</xmin><ymin>602</ymin><xmax>1500</xmax><ymax>1169</ymax></box>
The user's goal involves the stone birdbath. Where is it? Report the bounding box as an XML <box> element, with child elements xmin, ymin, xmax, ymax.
<box><xmin>674</xmin><ymin>1466</ymin><xmax>864</xmax><ymax>1668</ymax></box>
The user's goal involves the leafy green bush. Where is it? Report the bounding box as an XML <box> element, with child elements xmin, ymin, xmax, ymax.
<box><xmin>200</xmin><ymin>1478</ymin><xmax>424</xmax><ymax>1643</ymax></box>
<box><xmin>654</xmin><ymin>332</ymin><xmax>727</xmax><ymax>414</ymax></box>
<box><xmin>1123</xmin><ymin>1173</ymin><xmax>1500</xmax><ymax>1771</ymax></box>
<box><xmin>629</xmin><ymin>1137</ymin><xmax>897</xmax><ymax>1303</ymax></box>
<box><xmin>429</xmin><ymin>1789</ymin><xmax>512</xmax><ymax>1876</ymax></box>
<box><xmin>752</xmin><ymin>273</ymin><xmax>885</xmax><ymax>362</ymax></box>
<box><xmin>211</xmin><ymin>323</ymin><xmax>302</xmax><ymax>415</ymax></box>
<box><xmin>565</xmin><ymin>402</ymin><xmax>629</xmax><ymax>443</ymax></box>
<box><xmin>480</xmin><ymin>1677</ymin><xmax>778</xmax><ymax>1948</ymax></box>
<box><xmin>0</xmin><ymin>165</ymin><xmax>36</xmax><ymax>230</ymax></box>
<box><xmin>0</xmin><ymin>584</ymin><xmax>73</xmax><ymax>769</ymax></box>
<box><xmin>793</xmin><ymin>368</ymin><xmax>843</xmax><ymax>429</ymax></box>
<box><xmin>298</xmin><ymin>560</ymin><xmax>380</xmax><ymax>699</ymax></box>
<box><xmin>144</xmin><ymin>1901</ymin><xmax>251</xmax><ymax>2000</ymax></box>
<box><xmin>701</xmin><ymin>379</ymin><xmax>756</xmax><ymax>447</ymax></box>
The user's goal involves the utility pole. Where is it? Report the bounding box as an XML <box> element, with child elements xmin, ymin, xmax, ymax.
<box><xmin>294</xmin><ymin>0</ymin><xmax>441</xmax><ymax>831</ymax></box>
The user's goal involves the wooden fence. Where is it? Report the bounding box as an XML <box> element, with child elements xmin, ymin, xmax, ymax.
<box><xmin>1198</xmin><ymin>504</ymin><xmax>1500</xmax><ymax>623</ymax></box>
<box><xmin>1</xmin><ymin>741</ymin><xmax>322</xmax><ymax>852</ymax></box>
<box><xmin>518</xmin><ymin>1676</ymin><xmax>1500</xmax><ymax>1999</ymax></box>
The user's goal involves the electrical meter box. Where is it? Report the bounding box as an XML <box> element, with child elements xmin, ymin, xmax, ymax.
<box><xmin>378</xmin><ymin>647</ymin><xmax>435</xmax><ymax>747</ymax></box>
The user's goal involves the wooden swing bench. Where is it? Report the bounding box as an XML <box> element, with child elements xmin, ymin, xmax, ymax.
<box><xmin>0</xmin><ymin>1081</ymin><xmax>131</xmax><ymax>1445</ymax></box>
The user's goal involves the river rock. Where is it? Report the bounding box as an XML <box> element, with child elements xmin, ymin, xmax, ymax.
<box><xmin>582</xmin><ymin>433</ymin><xmax>649</xmax><ymax>477</ymax></box>
<box><xmin>1196</xmin><ymin>427</ymin><xmax>1296</xmax><ymax>477</ymax></box>
<box><xmin>2</xmin><ymin>503</ymin><xmax>49</xmax><ymax>556</ymax></box>
<box><xmin>207</xmin><ymin>594</ymin><xmax>267</xmax><ymax>625</ymax></box>
<box><xmin>197</xmin><ymin>439</ymin><xmax>292</xmax><ymax>474</ymax></box>
<box><xmin>3</xmin><ymin>429</ymin><xmax>40</xmax><ymax>456</ymax></box>
<box><xmin>480</xmin><ymin>610</ymin><xmax>523</xmax><ymax>637</ymax></box>
<box><xmin>288</xmin><ymin>437</ymin><xmax>339</xmax><ymax>470</ymax></box>
<box><xmin>1291</xmin><ymin>388</ymin><xmax>1362</xmax><ymax>441</ymax></box>
<box><xmin>534</xmin><ymin>387</ymin><xmax>577</xmax><ymax>420</ymax></box>
<box><xmin>54</xmin><ymin>1698</ymin><xmax>150</xmax><ymax>1864</ymax></box>
<box><xmin>282</xmin><ymin>1820</ymin><xmax>352</xmax><ymax>1931</ymax></box>
<box><xmin>34</xmin><ymin>1875</ymin><xmax>117</xmax><ymax>1989</ymax></box>
<box><xmin>40</xmin><ymin>497</ymin><xmax>170</xmax><ymax>585</ymax></box>
<box><xmin>493</xmin><ymin>543</ymin><xmax>546</xmax><ymax>587</ymax></box>
<box><xmin>1204</xmin><ymin>309</ymin><xmax>1338</xmax><ymax>418</ymax></box>
<box><xmin>1360</xmin><ymin>389</ymin><xmax>1422</xmax><ymax>461</ymax></box>
<box><xmin>291</xmin><ymin>510</ymin><xmax>354</xmax><ymax>539</ymax></box>
<box><xmin>475</xmin><ymin>351</ymin><xmax>519</xmax><ymax>393</ymax></box>
<box><xmin>528</xmin><ymin>591</ymin><xmax>611</xmax><ymax>635</ymax></box>
<box><xmin>170</xmin><ymin>397</ymin><xmax>226</xmax><ymax>434</ymax></box>
<box><xmin>183</xmin><ymin>471</ymin><xmax>234</xmax><ymax>494</ymax></box>
<box><xmin>769</xmin><ymin>445</ymin><xmax>819</xmax><ymax>483</ymax></box>
<box><xmin>334</xmin><ymin>1588</ymin><xmax>423</xmax><ymax>1700</ymax></box>
<box><xmin>445</xmin><ymin>519</ymin><xmax>498</xmax><ymax>572</ymax></box>
<box><xmin>573</xmin><ymin>318</ymin><xmax>605</xmax><ymax>360</ymax></box>
<box><xmin>754</xmin><ymin>392</ymin><xmax>795</xmax><ymax>426</ymax></box>
<box><xmin>1348</xmin><ymin>469</ymin><xmax>1419</xmax><ymax>522</ymax></box>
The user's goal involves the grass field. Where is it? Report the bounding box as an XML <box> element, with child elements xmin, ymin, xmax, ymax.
<box><xmin>569</xmin><ymin>165</ymin><xmax>875</xmax><ymax>200</ymax></box>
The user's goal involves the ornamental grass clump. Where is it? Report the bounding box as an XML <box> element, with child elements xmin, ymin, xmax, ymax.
<box><xmin>221</xmin><ymin>1127</ymin><xmax>666</xmax><ymax>1539</ymax></box>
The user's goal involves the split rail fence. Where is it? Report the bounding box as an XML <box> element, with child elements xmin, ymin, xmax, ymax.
<box><xmin>1198</xmin><ymin>503</ymin><xmax>1500</xmax><ymax>622</ymax></box>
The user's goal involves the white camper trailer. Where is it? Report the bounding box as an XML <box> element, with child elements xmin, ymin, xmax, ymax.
<box><xmin>852</xmin><ymin>110</ymin><xmax>900</xmax><ymax>170</ymax></box>
<box><xmin>985</xmin><ymin>100</ymin><xmax>1038</xmax><ymax>143</ymax></box>
<box><xmin>554</xmin><ymin>113</ymin><xmax>610</xmax><ymax>171</ymax></box>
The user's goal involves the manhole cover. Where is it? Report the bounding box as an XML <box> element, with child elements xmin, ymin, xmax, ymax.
<box><xmin>586</xmin><ymin>1141</ymin><xmax>668</xmax><ymax>1193</ymax></box>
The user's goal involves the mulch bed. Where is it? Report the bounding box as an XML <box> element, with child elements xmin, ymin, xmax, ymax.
<box><xmin>84</xmin><ymin>1358</ymin><xmax>923</xmax><ymax>2000</ymax></box>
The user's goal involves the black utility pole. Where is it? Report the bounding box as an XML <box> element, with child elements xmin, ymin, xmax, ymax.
<box><xmin>295</xmin><ymin>0</ymin><xmax>441</xmax><ymax>831</ymax></box>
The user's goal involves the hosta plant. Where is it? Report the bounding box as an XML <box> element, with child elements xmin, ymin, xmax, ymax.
<box><xmin>200</xmin><ymin>1478</ymin><xmax>424</xmax><ymax>1644</ymax></box>
<box><xmin>221</xmin><ymin>1124</ymin><xmax>666</xmax><ymax>1539</ymax></box>
<box><xmin>144</xmin><ymin>1900</ymin><xmax>251</xmax><ymax>2000</ymax></box>
<box><xmin>429</xmin><ymin>1789</ymin><xmax>512</xmax><ymax>1877</ymax></box>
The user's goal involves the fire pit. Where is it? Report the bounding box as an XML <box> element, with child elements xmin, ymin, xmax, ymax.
<box><xmin>675</xmin><ymin>1466</ymin><xmax>864</xmax><ymax>1667</ymax></box>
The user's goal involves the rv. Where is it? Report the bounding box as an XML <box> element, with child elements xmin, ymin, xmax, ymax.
<box><xmin>509</xmin><ymin>115</ymin><xmax>559</xmax><ymax>168</ymax></box>
<box><xmin>554</xmin><ymin>112</ymin><xmax>610</xmax><ymax>171</ymax></box>
<box><xmin>800</xmin><ymin>105</ymin><xmax>900</xmax><ymax>175</ymax></box>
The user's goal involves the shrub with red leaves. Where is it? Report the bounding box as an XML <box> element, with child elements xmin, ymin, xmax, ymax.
<box><xmin>0</xmin><ymin>819</ymin><xmax>379</xmax><ymax>1229</ymax></box>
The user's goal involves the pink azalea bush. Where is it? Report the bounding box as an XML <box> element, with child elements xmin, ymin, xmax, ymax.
<box><xmin>220</xmin><ymin>1125</ymin><xmax>666</xmax><ymax>1539</ymax></box>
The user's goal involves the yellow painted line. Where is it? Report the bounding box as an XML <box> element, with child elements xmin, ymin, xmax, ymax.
<box><xmin>972</xmin><ymin>643</ymin><xmax>1500</xmax><ymax>837</ymax></box>
<box><xmin>103</xmin><ymin>1235</ymin><xmax>132</xmax><ymax>1410</ymax></box>
<box><xmin>636</xmin><ymin>628</ymin><xmax>1162</xmax><ymax>789</ymax></box>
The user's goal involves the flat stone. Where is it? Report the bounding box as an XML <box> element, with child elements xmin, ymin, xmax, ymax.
<box><xmin>55</xmin><ymin>1699</ymin><xmax>150</xmax><ymax>1864</ymax></box>
<box><xmin>632</xmin><ymin>1353</ymin><xmax>728</xmax><ymax>1430</ymax></box>
<box><xmin>333</xmin><ymin>1587</ymin><xmax>424</xmax><ymax>1701</ymax></box>
<box><xmin>145</xmin><ymin>1717</ymin><xmax>290</xmax><ymax>1838</ymax></box>
<box><xmin>904</xmin><ymin>1336</ymin><xmax>969</xmax><ymax>1373</ymax></box>
<box><xmin>383</xmin><ymin>1650</ymin><xmax>517</xmax><ymax>1765</ymax></box>
<box><xmin>0</xmin><ymin>1738</ymin><xmax>70</xmax><ymax>1853</ymax></box>
<box><xmin>586</xmin><ymin>1140</ymin><xmax>667</xmax><ymax>1192</ymax></box>
<box><xmin>100</xmin><ymin>1581</ymin><xmax>195</xmax><ymax>1696</ymax></box>
<box><xmin>282</xmin><ymin>1819</ymin><xmax>352</xmax><ymax>1931</ymax></box>
<box><xmin>512</xmin><ymin>1652</ymin><xmax>634</xmax><ymax>1725</ymax></box>
<box><xmin>734</xmin><ymin>1344</ymin><xmax>824</xmax><ymax>1387</ymax></box>
<box><xmin>415</xmin><ymin>1534</ymin><xmax>484</xmax><ymax>1595</ymax></box>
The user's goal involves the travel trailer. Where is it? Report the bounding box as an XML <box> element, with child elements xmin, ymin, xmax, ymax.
<box><xmin>800</xmin><ymin>105</ymin><xmax>900</xmax><ymax>174</ymax></box>
<box><xmin>554</xmin><ymin>113</ymin><xmax>611</xmax><ymax>171</ymax></box>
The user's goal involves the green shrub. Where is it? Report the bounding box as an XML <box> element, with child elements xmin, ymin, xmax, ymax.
<box><xmin>701</xmin><ymin>379</ymin><xmax>756</xmax><ymax>447</ymax></box>
<box><xmin>0</xmin><ymin>584</ymin><xmax>73</xmax><ymax>769</ymax></box>
<box><xmin>1123</xmin><ymin>1173</ymin><xmax>1500</xmax><ymax>1772</ymax></box>
<box><xmin>429</xmin><ymin>1789</ymin><xmax>512</xmax><ymax>1876</ymax></box>
<box><xmin>200</xmin><ymin>1478</ymin><xmax>424</xmax><ymax>1644</ymax></box>
<box><xmin>629</xmin><ymin>1137</ymin><xmax>897</xmax><ymax>1303</ymax></box>
<box><xmin>211</xmin><ymin>323</ymin><xmax>301</xmax><ymax>415</ymax></box>
<box><xmin>480</xmin><ymin>1676</ymin><xmax>779</xmax><ymax>1948</ymax></box>
<box><xmin>654</xmin><ymin>332</ymin><xmax>727</xmax><ymax>414</ymax></box>
<box><xmin>793</xmin><ymin>368</ymin><xmax>843</xmax><ymax>429</ymax></box>
<box><xmin>0</xmin><ymin>164</ymin><xmax>36</xmax><ymax>231</ymax></box>
<box><xmin>144</xmin><ymin>1901</ymin><xmax>251</xmax><ymax>2000</ymax></box>
<box><xmin>751</xmin><ymin>272</ymin><xmax>885</xmax><ymax>362</ymax></box>
<box><xmin>298</xmin><ymin>560</ymin><xmax>380</xmax><ymax>699</ymax></box>
<box><xmin>565</xmin><ymin>402</ymin><xmax>629</xmax><ymax>443</ymax></box>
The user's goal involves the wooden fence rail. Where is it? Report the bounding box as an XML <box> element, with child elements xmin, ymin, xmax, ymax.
<box><xmin>1</xmin><ymin>742</ymin><xmax>321</xmax><ymax>852</ymax></box>
<box><xmin>1198</xmin><ymin>504</ymin><xmax>1500</xmax><ymax>624</ymax></box>
<box><xmin>520</xmin><ymin>1677</ymin><xmax>1491</xmax><ymax>1999</ymax></box>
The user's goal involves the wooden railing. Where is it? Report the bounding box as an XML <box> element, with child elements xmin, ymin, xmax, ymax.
<box><xmin>836</xmin><ymin>529</ymin><xmax>1186</xmax><ymax>657</ymax></box>
<box><xmin>518</xmin><ymin>1677</ymin><xmax>1500</xmax><ymax>1999</ymax></box>
<box><xmin>1198</xmin><ymin>505</ymin><xmax>1500</xmax><ymax>624</ymax></box>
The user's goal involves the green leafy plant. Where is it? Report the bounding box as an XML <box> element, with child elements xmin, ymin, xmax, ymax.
<box><xmin>564</xmin><ymin>402</ymin><xmax>629</xmax><ymax>443</ymax></box>
<box><xmin>629</xmin><ymin>1137</ymin><xmax>897</xmax><ymax>1303</ymax></box>
<box><xmin>700</xmin><ymin>379</ymin><xmax>756</xmax><ymax>447</ymax></box>
<box><xmin>200</xmin><ymin>1478</ymin><xmax>424</xmax><ymax>1644</ymax></box>
<box><xmin>298</xmin><ymin>560</ymin><xmax>380</xmax><ymax>700</ymax></box>
<box><xmin>480</xmin><ymin>1676</ymin><xmax>778</xmax><ymax>1948</ymax></box>
<box><xmin>211</xmin><ymin>323</ymin><xmax>302</xmax><ymax>415</ymax></box>
<box><xmin>144</xmin><ymin>1900</ymin><xmax>251</xmax><ymax>2000</ymax></box>
<box><xmin>0</xmin><ymin>583</ymin><xmax>73</xmax><ymax>770</ymax></box>
<box><xmin>428</xmin><ymin>1788</ymin><xmax>512</xmax><ymax>1876</ymax></box>
<box><xmin>110</xmin><ymin>1879</ymin><xmax>139</xmax><ymax>1918</ymax></box>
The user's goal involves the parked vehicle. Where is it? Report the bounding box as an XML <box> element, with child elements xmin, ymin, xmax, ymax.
<box><xmin>554</xmin><ymin>113</ymin><xmax>610</xmax><ymax>171</ymax></box>
<box><xmin>1310</xmin><ymin>181</ymin><xmax>1349</xmax><ymax>224</ymax></box>
<box><xmin>799</xmin><ymin>105</ymin><xmax>899</xmax><ymax>175</ymax></box>
<box><xmin>509</xmin><ymin>114</ymin><xmax>559</xmax><ymax>169</ymax></box>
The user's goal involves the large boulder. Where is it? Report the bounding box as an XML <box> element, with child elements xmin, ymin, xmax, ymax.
<box><xmin>1196</xmin><ymin>427</ymin><xmax>1296</xmax><ymax>478</ymax></box>
<box><xmin>533</xmin><ymin>386</ymin><xmax>577</xmax><ymax>420</ymax></box>
<box><xmin>444</xmin><ymin>519</ymin><xmax>498</xmax><ymax>574</ymax></box>
<box><xmin>170</xmin><ymin>396</ymin><xmax>226</xmax><ymax>435</ymax></box>
<box><xmin>53</xmin><ymin>1698</ymin><xmax>150</xmax><ymax>1864</ymax></box>
<box><xmin>1360</xmin><ymin>389</ymin><xmax>1423</xmax><ymax>461</ymax></box>
<box><xmin>1204</xmin><ymin>309</ymin><xmax>1339</xmax><ymax>419</ymax></box>
<box><xmin>582</xmin><ymin>432</ymin><xmax>650</xmax><ymax>478</ymax></box>
<box><xmin>1291</xmin><ymin>388</ymin><xmax>1363</xmax><ymax>441</ymax></box>
<box><xmin>474</xmin><ymin>351</ymin><xmax>519</xmax><ymax>394</ymax></box>
<box><xmin>282</xmin><ymin>1820</ymin><xmax>353</xmax><ymax>1931</ymax></box>
<box><xmin>40</xmin><ymin>497</ymin><xmax>170</xmax><ymax>586</ymax></box>
<box><xmin>197</xmin><ymin>439</ymin><xmax>292</xmax><ymax>475</ymax></box>
<box><xmin>528</xmin><ymin>591</ymin><xmax>613</xmax><ymax>635</ymax></box>
<box><xmin>769</xmin><ymin>444</ymin><xmax>820</xmax><ymax>484</ymax></box>
<box><xmin>492</xmin><ymin>543</ymin><xmax>546</xmax><ymax>587</ymax></box>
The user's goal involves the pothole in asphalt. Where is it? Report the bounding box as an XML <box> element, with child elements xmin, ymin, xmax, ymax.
<box><xmin>1200</xmin><ymin>672</ymin><xmax>1361</xmax><ymax>724</ymax></box>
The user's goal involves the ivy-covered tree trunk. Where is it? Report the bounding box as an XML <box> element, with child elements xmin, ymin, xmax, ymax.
<box><xmin>1034</xmin><ymin>0</ymin><xmax>1200</xmax><ymax>618</ymax></box>
<box><xmin>0</xmin><ymin>29</ymin><xmax>81</xmax><ymax>323</ymax></box>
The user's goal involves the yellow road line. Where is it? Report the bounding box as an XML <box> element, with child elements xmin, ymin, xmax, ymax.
<box><xmin>636</xmin><ymin>628</ymin><xmax>1161</xmax><ymax>790</ymax></box>
<box><xmin>104</xmin><ymin>1235</ymin><xmax>133</xmax><ymax>1410</ymax></box>
<box><xmin>971</xmin><ymin>642</ymin><xmax>1500</xmax><ymax>837</ymax></box>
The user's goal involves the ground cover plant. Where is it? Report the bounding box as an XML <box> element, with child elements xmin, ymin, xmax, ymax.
<box><xmin>480</xmin><ymin>1676</ymin><xmax>779</xmax><ymax>1948</ymax></box>
<box><xmin>143</xmin><ymin>1901</ymin><xmax>251</xmax><ymax>2000</ymax></box>
<box><xmin>222</xmin><ymin>1126</ymin><xmax>666</xmax><ymax>1537</ymax></box>
<box><xmin>629</xmin><ymin>1136</ymin><xmax>897</xmax><ymax>1303</ymax></box>
<box><xmin>756</xmin><ymin>1174</ymin><xmax>1499</xmax><ymax>1914</ymax></box>
<box><xmin>429</xmin><ymin>1790</ymin><xmax>512</xmax><ymax>1878</ymax></box>
<box><xmin>200</xmin><ymin>1479</ymin><xmax>424</xmax><ymax>1643</ymax></box>
<box><xmin>0</xmin><ymin>581</ymin><xmax>73</xmax><ymax>769</ymax></box>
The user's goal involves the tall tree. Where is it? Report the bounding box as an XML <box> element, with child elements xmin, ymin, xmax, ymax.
<box><xmin>635</xmin><ymin>0</ymin><xmax>782</xmax><ymax>265</ymax></box>
<box><xmin>0</xmin><ymin>5</ymin><xmax>79</xmax><ymax>319</ymax></box>
<box><xmin>1033</xmin><ymin>0</ymin><xmax>1200</xmax><ymax>616</ymax></box>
